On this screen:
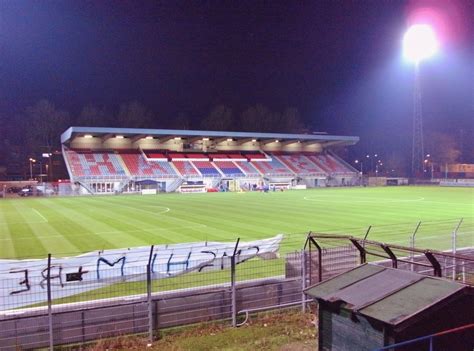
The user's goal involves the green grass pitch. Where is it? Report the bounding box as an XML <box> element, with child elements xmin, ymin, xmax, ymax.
<box><xmin>0</xmin><ymin>186</ymin><xmax>473</xmax><ymax>259</ymax></box>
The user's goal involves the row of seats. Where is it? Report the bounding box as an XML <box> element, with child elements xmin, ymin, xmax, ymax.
<box><xmin>64</xmin><ymin>149</ymin><xmax>356</xmax><ymax>179</ymax></box>
<box><xmin>213</xmin><ymin>161</ymin><xmax>245</xmax><ymax>177</ymax></box>
<box><xmin>143</xmin><ymin>150</ymin><xmax>266</xmax><ymax>161</ymax></box>
<box><xmin>275</xmin><ymin>154</ymin><xmax>326</xmax><ymax>175</ymax></box>
<box><xmin>65</xmin><ymin>151</ymin><xmax>127</xmax><ymax>177</ymax></box>
<box><xmin>120</xmin><ymin>153</ymin><xmax>177</xmax><ymax>177</ymax></box>
<box><xmin>306</xmin><ymin>154</ymin><xmax>353</xmax><ymax>173</ymax></box>
<box><xmin>250</xmin><ymin>157</ymin><xmax>292</xmax><ymax>176</ymax></box>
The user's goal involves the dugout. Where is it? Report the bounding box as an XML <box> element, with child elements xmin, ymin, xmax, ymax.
<box><xmin>305</xmin><ymin>264</ymin><xmax>473</xmax><ymax>351</ymax></box>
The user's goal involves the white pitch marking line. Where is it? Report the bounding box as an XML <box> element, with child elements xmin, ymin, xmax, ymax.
<box><xmin>94</xmin><ymin>201</ymin><xmax>171</xmax><ymax>215</ymax></box>
<box><xmin>32</xmin><ymin>208</ymin><xmax>48</xmax><ymax>223</ymax></box>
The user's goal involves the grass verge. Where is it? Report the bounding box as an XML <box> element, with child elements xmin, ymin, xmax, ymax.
<box><xmin>75</xmin><ymin>310</ymin><xmax>316</xmax><ymax>351</ymax></box>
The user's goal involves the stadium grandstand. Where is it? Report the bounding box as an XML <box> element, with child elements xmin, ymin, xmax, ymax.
<box><xmin>61</xmin><ymin>127</ymin><xmax>360</xmax><ymax>194</ymax></box>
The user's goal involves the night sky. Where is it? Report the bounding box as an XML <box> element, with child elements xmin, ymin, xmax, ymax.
<box><xmin>1</xmin><ymin>1</ymin><xmax>473</xmax><ymax>158</ymax></box>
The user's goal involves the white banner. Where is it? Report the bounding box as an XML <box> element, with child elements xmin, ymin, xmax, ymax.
<box><xmin>0</xmin><ymin>234</ymin><xmax>283</xmax><ymax>310</ymax></box>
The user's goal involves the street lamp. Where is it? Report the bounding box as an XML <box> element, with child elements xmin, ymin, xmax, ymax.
<box><xmin>29</xmin><ymin>158</ymin><xmax>36</xmax><ymax>180</ymax></box>
<box><xmin>355</xmin><ymin>160</ymin><xmax>364</xmax><ymax>185</ymax></box>
<box><xmin>403</xmin><ymin>24</ymin><xmax>439</xmax><ymax>177</ymax></box>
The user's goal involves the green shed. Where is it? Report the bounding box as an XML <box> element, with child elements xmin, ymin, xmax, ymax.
<box><xmin>305</xmin><ymin>264</ymin><xmax>473</xmax><ymax>351</ymax></box>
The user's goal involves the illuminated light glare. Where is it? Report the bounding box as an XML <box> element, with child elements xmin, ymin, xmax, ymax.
<box><xmin>227</xmin><ymin>138</ymin><xmax>233</xmax><ymax>142</ymax></box>
<box><xmin>84</xmin><ymin>134</ymin><xmax>93</xmax><ymax>139</ymax></box>
<box><xmin>145</xmin><ymin>136</ymin><xmax>154</xmax><ymax>140</ymax></box>
<box><xmin>202</xmin><ymin>137</ymin><xmax>210</xmax><ymax>141</ymax></box>
<box><xmin>174</xmin><ymin>137</ymin><xmax>181</xmax><ymax>140</ymax></box>
<box><xmin>115</xmin><ymin>135</ymin><xmax>124</xmax><ymax>139</ymax></box>
<box><xmin>252</xmin><ymin>139</ymin><xmax>257</xmax><ymax>142</ymax></box>
<box><xmin>275</xmin><ymin>139</ymin><xmax>279</xmax><ymax>143</ymax></box>
<box><xmin>403</xmin><ymin>24</ymin><xmax>439</xmax><ymax>63</ymax></box>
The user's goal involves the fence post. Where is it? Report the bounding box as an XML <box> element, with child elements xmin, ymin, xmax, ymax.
<box><xmin>301</xmin><ymin>249</ymin><xmax>306</xmax><ymax>313</ymax></box>
<box><xmin>363</xmin><ymin>226</ymin><xmax>372</xmax><ymax>241</ymax></box>
<box><xmin>47</xmin><ymin>253</ymin><xmax>54</xmax><ymax>351</ymax></box>
<box><xmin>410</xmin><ymin>221</ymin><xmax>422</xmax><ymax>271</ymax></box>
<box><xmin>231</xmin><ymin>238</ymin><xmax>240</xmax><ymax>327</ymax></box>
<box><xmin>147</xmin><ymin>245</ymin><xmax>155</xmax><ymax>343</ymax></box>
<box><xmin>451</xmin><ymin>218</ymin><xmax>463</xmax><ymax>279</ymax></box>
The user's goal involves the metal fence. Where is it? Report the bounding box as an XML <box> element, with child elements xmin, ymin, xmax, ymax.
<box><xmin>0</xmin><ymin>219</ymin><xmax>472</xmax><ymax>350</ymax></box>
<box><xmin>0</xmin><ymin>235</ymin><xmax>310</xmax><ymax>350</ymax></box>
<box><xmin>306</xmin><ymin>219</ymin><xmax>474</xmax><ymax>286</ymax></box>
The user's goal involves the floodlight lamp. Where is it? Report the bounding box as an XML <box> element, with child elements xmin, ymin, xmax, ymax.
<box><xmin>145</xmin><ymin>136</ymin><xmax>154</xmax><ymax>140</ymax></box>
<box><xmin>202</xmin><ymin>137</ymin><xmax>210</xmax><ymax>141</ymax></box>
<box><xmin>403</xmin><ymin>24</ymin><xmax>438</xmax><ymax>63</ymax></box>
<box><xmin>227</xmin><ymin>138</ymin><xmax>233</xmax><ymax>142</ymax></box>
<box><xmin>115</xmin><ymin>135</ymin><xmax>124</xmax><ymax>139</ymax></box>
<box><xmin>84</xmin><ymin>134</ymin><xmax>93</xmax><ymax>139</ymax></box>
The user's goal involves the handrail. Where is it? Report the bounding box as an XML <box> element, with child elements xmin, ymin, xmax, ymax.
<box><xmin>374</xmin><ymin>323</ymin><xmax>474</xmax><ymax>350</ymax></box>
<box><xmin>236</xmin><ymin>299</ymin><xmax>314</xmax><ymax>327</ymax></box>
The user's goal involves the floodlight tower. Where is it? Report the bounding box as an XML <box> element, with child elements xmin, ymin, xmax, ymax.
<box><xmin>403</xmin><ymin>24</ymin><xmax>438</xmax><ymax>177</ymax></box>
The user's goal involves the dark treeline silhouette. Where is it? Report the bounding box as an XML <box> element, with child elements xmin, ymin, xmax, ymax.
<box><xmin>1</xmin><ymin>99</ymin><xmax>308</xmax><ymax>172</ymax></box>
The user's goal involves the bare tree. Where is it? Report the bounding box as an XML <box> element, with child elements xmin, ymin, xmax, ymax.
<box><xmin>24</xmin><ymin>99</ymin><xmax>70</xmax><ymax>152</ymax></box>
<box><xmin>168</xmin><ymin>111</ymin><xmax>191</xmax><ymax>130</ymax></box>
<box><xmin>425</xmin><ymin>131</ymin><xmax>461</xmax><ymax>165</ymax></box>
<box><xmin>116</xmin><ymin>101</ymin><xmax>155</xmax><ymax>128</ymax></box>
<box><xmin>385</xmin><ymin>153</ymin><xmax>409</xmax><ymax>176</ymax></box>
<box><xmin>240</xmin><ymin>104</ymin><xmax>276</xmax><ymax>132</ymax></box>
<box><xmin>200</xmin><ymin>105</ymin><xmax>233</xmax><ymax>131</ymax></box>
<box><xmin>279</xmin><ymin>107</ymin><xmax>304</xmax><ymax>133</ymax></box>
<box><xmin>77</xmin><ymin>104</ymin><xmax>110</xmax><ymax>127</ymax></box>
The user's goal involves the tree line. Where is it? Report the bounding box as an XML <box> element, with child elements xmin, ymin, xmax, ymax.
<box><xmin>0</xmin><ymin>100</ymin><xmax>308</xmax><ymax>170</ymax></box>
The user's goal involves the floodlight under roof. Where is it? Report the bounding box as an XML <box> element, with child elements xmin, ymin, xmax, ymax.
<box><xmin>403</xmin><ymin>24</ymin><xmax>438</xmax><ymax>64</ymax></box>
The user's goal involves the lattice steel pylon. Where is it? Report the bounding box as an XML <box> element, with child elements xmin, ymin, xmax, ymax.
<box><xmin>411</xmin><ymin>64</ymin><xmax>424</xmax><ymax>177</ymax></box>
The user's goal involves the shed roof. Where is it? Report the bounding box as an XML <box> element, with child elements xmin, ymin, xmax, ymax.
<box><xmin>305</xmin><ymin>264</ymin><xmax>468</xmax><ymax>327</ymax></box>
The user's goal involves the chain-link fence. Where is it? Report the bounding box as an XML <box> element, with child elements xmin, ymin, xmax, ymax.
<box><xmin>0</xmin><ymin>235</ymin><xmax>310</xmax><ymax>350</ymax></box>
<box><xmin>0</xmin><ymin>219</ymin><xmax>472</xmax><ymax>350</ymax></box>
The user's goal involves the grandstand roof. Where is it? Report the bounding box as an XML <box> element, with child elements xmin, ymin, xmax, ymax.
<box><xmin>61</xmin><ymin>126</ymin><xmax>359</xmax><ymax>146</ymax></box>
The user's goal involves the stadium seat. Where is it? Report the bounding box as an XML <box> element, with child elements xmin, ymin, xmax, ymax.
<box><xmin>307</xmin><ymin>154</ymin><xmax>355</xmax><ymax>174</ymax></box>
<box><xmin>119</xmin><ymin>152</ymin><xmax>178</xmax><ymax>177</ymax></box>
<box><xmin>65</xmin><ymin>150</ymin><xmax>127</xmax><ymax>177</ymax></box>
<box><xmin>213</xmin><ymin>161</ymin><xmax>245</xmax><ymax>177</ymax></box>
<box><xmin>173</xmin><ymin>161</ymin><xmax>201</xmax><ymax>176</ymax></box>
<box><xmin>250</xmin><ymin>157</ymin><xmax>293</xmax><ymax>176</ymax></box>
<box><xmin>273</xmin><ymin>154</ymin><xmax>326</xmax><ymax>176</ymax></box>
<box><xmin>192</xmin><ymin>161</ymin><xmax>222</xmax><ymax>176</ymax></box>
<box><xmin>233</xmin><ymin>161</ymin><xmax>260</xmax><ymax>177</ymax></box>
